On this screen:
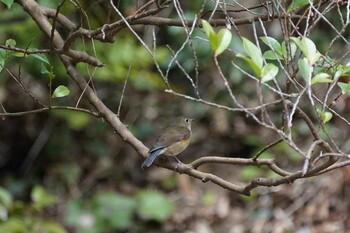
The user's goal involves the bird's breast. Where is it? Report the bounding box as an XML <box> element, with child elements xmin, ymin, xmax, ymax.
<box><xmin>163</xmin><ymin>137</ymin><xmax>190</xmax><ymax>156</ymax></box>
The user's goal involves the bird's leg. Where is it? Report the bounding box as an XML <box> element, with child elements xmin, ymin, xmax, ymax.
<box><xmin>166</xmin><ymin>153</ymin><xmax>183</xmax><ymax>171</ymax></box>
<box><xmin>173</xmin><ymin>156</ymin><xmax>183</xmax><ymax>164</ymax></box>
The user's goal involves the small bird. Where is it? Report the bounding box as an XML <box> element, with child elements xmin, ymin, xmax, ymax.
<box><xmin>141</xmin><ymin>117</ymin><xmax>193</xmax><ymax>169</ymax></box>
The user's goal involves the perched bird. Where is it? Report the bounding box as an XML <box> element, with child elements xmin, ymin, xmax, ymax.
<box><xmin>141</xmin><ymin>117</ymin><xmax>193</xmax><ymax>169</ymax></box>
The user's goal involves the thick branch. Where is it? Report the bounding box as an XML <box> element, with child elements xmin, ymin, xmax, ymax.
<box><xmin>60</xmin><ymin>55</ymin><xmax>148</xmax><ymax>156</ymax></box>
<box><xmin>15</xmin><ymin>0</ymin><xmax>103</xmax><ymax>67</ymax></box>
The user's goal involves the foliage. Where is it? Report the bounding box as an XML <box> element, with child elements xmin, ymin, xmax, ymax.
<box><xmin>0</xmin><ymin>186</ymin><xmax>66</xmax><ymax>233</ymax></box>
<box><xmin>1</xmin><ymin>0</ymin><xmax>350</xmax><ymax>232</ymax></box>
<box><xmin>202</xmin><ymin>20</ymin><xmax>232</xmax><ymax>56</ymax></box>
<box><xmin>65</xmin><ymin>190</ymin><xmax>175</xmax><ymax>232</ymax></box>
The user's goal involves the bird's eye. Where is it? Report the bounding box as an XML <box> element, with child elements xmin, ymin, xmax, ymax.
<box><xmin>185</xmin><ymin>118</ymin><xmax>189</xmax><ymax>122</ymax></box>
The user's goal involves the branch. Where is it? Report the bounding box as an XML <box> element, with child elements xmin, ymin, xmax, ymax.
<box><xmin>0</xmin><ymin>106</ymin><xmax>100</xmax><ymax>117</ymax></box>
<box><xmin>13</xmin><ymin>0</ymin><xmax>346</xmax><ymax>196</ymax></box>
<box><xmin>15</xmin><ymin>0</ymin><xmax>103</xmax><ymax>67</ymax></box>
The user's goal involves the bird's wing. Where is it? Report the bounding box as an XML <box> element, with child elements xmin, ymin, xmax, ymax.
<box><xmin>150</xmin><ymin>126</ymin><xmax>191</xmax><ymax>152</ymax></box>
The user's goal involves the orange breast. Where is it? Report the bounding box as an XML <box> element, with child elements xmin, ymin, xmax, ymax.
<box><xmin>163</xmin><ymin>137</ymin><xmax>190</xmax><ymax>156</ymax></box>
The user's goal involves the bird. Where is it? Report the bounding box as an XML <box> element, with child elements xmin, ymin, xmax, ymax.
<box><xmin>141</xmin><ymin>117</ymin><xmax>193</xmax><ymax>169</ymax></box>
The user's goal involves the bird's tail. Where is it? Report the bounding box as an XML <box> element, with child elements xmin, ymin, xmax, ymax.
<box><xmin>141</xmin><ymin>148</ymin><xmax>164</xmax><ymax>169</ymax></box>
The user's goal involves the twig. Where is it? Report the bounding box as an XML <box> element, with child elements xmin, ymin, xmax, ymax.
<box><xmin>253</xmin><ymin>138</ymin><xmax>284</xmax><ymax>160</ymax></box>
<box><xmin>117</xmin><ymin>66</ymin><xmax>131</xmax><ymax>118</ymax></box>
<box><xmin>0</xmin><ymin>106</ymin><xmax>100</xmax><ymax>117</ymax></box>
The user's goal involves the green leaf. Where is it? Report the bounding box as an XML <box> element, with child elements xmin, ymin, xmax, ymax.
<box><xmin>344</xmin><ymin>63</ymin><xmax>350</xmax><ymax>73</ymax></box>
<box><xmin>290</xmin><ymin>37</ymin><xmax>302</xmax><ymax>50</ymax></box>
<box><xmin>30</xmin><ymin>53</ymin><xmax>50</xmax><ymax>65</ymax></box>
<box><xmin>94</xmin><ymin>192</ymin><xmax>137</xmax><ymax>230</ymax></box>
<box><xmin>263</xmin><ymin>50</ymin><xmax>282</xmax><ymax>60</ymax></box>
<box><xmin>136</xmin><ymin>190</ymin><xmax>175</xmax><ymax>221</ymax></box>
<box><xmin>215</xmin><ymin>28</ymin><xmax>232</xmax><ymax>56</ymax></box>
<box><xmin>301</xmin><ymin>37</ymin><xmax>320</xmax><ymax>64</ymax></box>
<box><xmin>209</xmin><ymin>32</ymin><xmax>218</xmax><ymax>51</ymax></box>
<box><xmin>236</xmin><ymin>53</ymin><xmax>262</xmax><ymax>76</ymax></box>
<box><xmin>334</xmin><ymin>68</ymin><xmax>343</xmax><ymax>80</ymax></box>
<box><xmin>52</xmin><ymin>85</ymin><xmax>70</xmax><ymax>98</ymax></box>
<box><xmin>311</xmin><ymin>73</ymin><xmax>332</xmax><ymax>85</ymax></box>
<box><xmin>287</xmin><ymin>0</ymin><xmax>309</xmax><ymax>12</ymax></box>
<box><xmin>202</xmin><ymin>20</ymin><xmax>215</xmax><ymax>39</ymax></box>
<box><xmin>261</xmin><ymin>63</ymin><xmax>279</xmax><ymax>83</ymax></box>
<box><xmin>0</xmin><ymin>187</ymin><xmax>12</xmax><ymax>220</ymax></box>
<box><xmin>260</xmin><ymin>36</ymin><xmax>282</xmax><ymax>56</ymax></box>
<box><xmin>31</xmin><ymin>186</ymin><xmax>57</xmax><ymax>209</ymax></box>
<box><xmin>0</xmin><ymin>49</ymin><xmax>5</xmax><ymax>72</ymax></box>
<box><xmin>337</xmin><ymin>82</ymin><xmax>350</xmax><ymax>94</ymax></box>
<box><xmin>5</xmin><ymin>39</ymin><xmax>16</xmax><ymax>47</ymax></box>
<box><xmin>0</xmin><ymin>187</ymin><xmax>12</xmax><ymax>208</ymax></box>
<box><xmin>41</xmin><ymin>64</ymin><xmax>55</xmax><ymax>79</ymax></box>
<box><xmin>292</xmin><ymin>37</ymin><xmax>320</xmax><ymax>64</ymax></box>
<box><xmin>281</xmin><ymin>41</ymin><xmax>297</xmax><ymax>60</ymax></box>
<box><xmin>242</xmin><ymin>37</ymin><xmax>263</xmax><ymax>69</ymax></box>
<box><xmin>1</xmin><ymin>0</ymin><xmax>14</xmax><ymax>9</ymax></box>
<box><xmin>317</xmin><ymin>109</ymin><xmax>333</xmax><ymax>124</ymax></box>
<box><xmin>298</xmin><ymin>57</ymin><xmax>311</xmax><ymax>80</ymax></box>
<box><xmin>201</xmin><ymin>20</ymin><xmax>218</xmax><ymax>52</ymax></box>
<box><xmin>0</xmin><ymin>49</ymin><xmax>6</xmax><ymax>59</ymax></box>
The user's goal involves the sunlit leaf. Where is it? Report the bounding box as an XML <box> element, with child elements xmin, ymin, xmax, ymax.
<box><xmin>202</xmin><ymin>20</ymin><xmax>215</xmax><ymax>39</ymax></box>
<box><xmin>201</xmin><ymin>20</ymin><xmax>218</xmax><ymax>52</ymax></box>
<box><xmin>287</xmin><ymin>0</ymin><xmax>309</xmax><ymax>12</ymax></box>
<box><xmin>281</xmin><ymin>41</ymin><xmax>297</xmax><ymax>60</ymax></box>
<box><xmin>209</xmin><ymin>32</ymin><xmax>218</xmax><ymax>51</ymax></box>
<box><xmin>5</xmin><ymin>39</ymin><xmax>16</xmax><ymax>47</ymax></box>
<box><xmin>337</xmin><ymin>82</ymin><xmax>350</xmax><ymax>94</ymax></box>
<box><xmin>215</xmin><ymin>28</ymin><xmax>232</xmax><ymax>56</ymax></box>
<box><xmin>317</xmin><ymin>109</ymin><xmax>333</xmax><ymax>124</ymax></box>
<box><xmin>311</xmin><ymin>73</ymin><xmax>332</xmax><ymax>85</ymax></box>
<box><xmin>301</xmin><ymin>37</ymin><xmax>320</xmax><ymax>64</ymax></box>
<box><xmin>261</xmin><ymin>63</ymin><xmax>279</xmax><ymax>82</ymax></box>
<box><xmin>298</xmin><ymin>57</ymin><xmax>311</xmax><ymax>80</ymax></box>
<box><xmin>344</xmin><ymin>63</ymin><xmax>350</xmax><ymax>73</ymax></box>
<box><xmin>260</xmin><ymin>36</ymin><xmax>282</xmax><ymax>56</ymax></box>
<box><xmin>242</xmin><ymin>37</ymin><xmax>263</xmax><ymax>69</ymax></box>
<box><xmin>236</xmin><ymin>53</ymin><xmax>261</xmax><ymax>76</ymax></box>
<box><xmin>290</xmin><ymin>37</ymin><xmax>302</xmax><ymax>50</ymax></box>
<box><xmin>202</xmin><ymin>20</ymin><xmax>218</xmax><ymax>52</ymax></box>
<box><xmin>292</xmin><ymin>37</ymin><xmax>320</xmax><ymax>64</ymax></box>
<box><xmin>333</xmin><ymin>67</ymin><xmax>343</xmax><ymax>80</ymax></box>
<box><xmin>52</xmin><ymin>85</ymin><xmax>70</xmax><ymax>98</ymax></box>
<box><xmin>1</xmin><ymin>0</ymin><xmax>14</xmax><ymax>9</ymax></box>
<box><xmin>263</xmin><ymin>50</ymin><xmax>282</xmax><ymax>60</ymax></box>
<box><xmin>0</xmin><ymin>49</ymin><xmax>5</xmax><ymax>72</ymax></box>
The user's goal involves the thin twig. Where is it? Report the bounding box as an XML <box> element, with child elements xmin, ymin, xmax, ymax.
<box><xmin>117</xmin><ymin>66</ymin><xmax>131</xmax><ymax>118</ymax></box>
